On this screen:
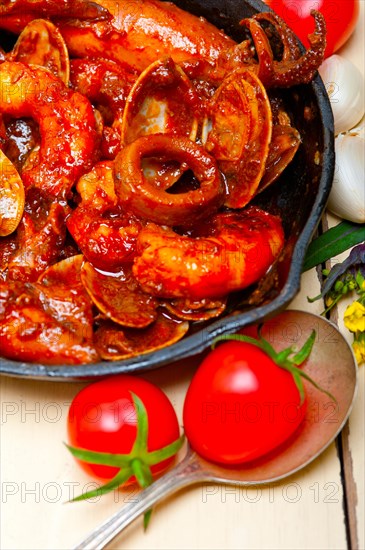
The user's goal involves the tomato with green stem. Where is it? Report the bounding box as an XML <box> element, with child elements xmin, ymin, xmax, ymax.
<box><xmin>66</xmin><ymin>375</ymin><xmax>184</xmax><ymax>527</ymax></box>
<box><xmin>183</xmin><ymin>328</ymin><xmax>334</xmax><ymax>465</ymax></box>
<box><xmin>264</xmin><ymin>0</ymin><xmax>359</xmax><ymax>58</ymax></box>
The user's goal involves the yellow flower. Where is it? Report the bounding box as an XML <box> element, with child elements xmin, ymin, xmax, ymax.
<box><xmin>352</xmin><ymin>334</ymin><xmax>365</xmax><ymax>366</ymax></box>
<box><xmin>344</xmin><ymin>301</ymin><xmax>365</xmax><ymax>333</ymax></box>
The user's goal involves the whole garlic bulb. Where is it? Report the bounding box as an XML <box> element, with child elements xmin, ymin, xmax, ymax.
<box><xmin>319</xmin><ymin>55</ymin><xmax>365</xmax><ymax>136</ymax></box>
<box><xmin>327</xmin><ymin>132</ymin><xmax>365</xmax><ymax>223</ymax></box>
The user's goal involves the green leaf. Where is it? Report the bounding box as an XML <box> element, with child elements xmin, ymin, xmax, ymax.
<box><xmin>70</xmin><ymin>468</ymin><xmax>133</xmax><ymax>502</ymax></box>
<box><xmin>144</xmin><ymin>509</ymin><xmax>153</xmax><ymax>531</ymax></box>
<box><xmin>295</xmin><ymin>368</ymin><xmax>337</xmax><ymax>403</ymax></box>
<box><xmin>145</xmin><ymin>434</ymin><xmax>185</xmax><ymax>466</ymax></box>
<box><xmin>132</xmin><ymin>459</ymin><xmax>153</xmax><ymax>489</ymax></box>
<box><xmin>276</xmin><ymin>347</ymin><xmax>295</xmax><ymax>363</ymax></box>
<box><xmin>212</xmin><ymin>332</ymin><xmax>277</xmax><ymax>359</ymax></box>
<box><xmin>292</xmin><ymin>371</ymin><xmax>305</xmax><ymax>405</ymax></box>
<box><xmin>131</xmin><ymin>459</ymin><xmax>154</xmax><ymax>532</ymax></box>
<box><xmin>303</xmin><ymin>221</ymin><xmax>365</xmax><ymax>272</ymax></box>
<box><xmin>65</xmin><ymin>443</ymin><xmax>131</xmax><ymax>467</ymax></box>
<box><xmin>130</xmin><ymin>392</ymin><xmax>149</xmax><ymax>455</ymax></box>
<box><xmin>291</xmin><ymin>330</ymin><xmax>316</xmax><ymax>365</ymax></box>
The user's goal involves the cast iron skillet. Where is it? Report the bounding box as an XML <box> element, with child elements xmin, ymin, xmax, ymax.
<box><xmin>0</xmin><ymin>0</ymin><xmax>335</xmax><ymax>380</ymax></box>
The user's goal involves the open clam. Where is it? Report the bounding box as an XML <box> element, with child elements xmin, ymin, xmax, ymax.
<box><xmin>163</xmin><ymin>297</ymin><xmax>227</xmax><ymax>322</ymax></box>
<box><xmin>10</xmin><ymin>19</ymin><xmax>70</xmax><ymax>83</ymax></box>
<box><xmin>0</xmin><ymin>150</ymin><xmax>25</xmax><ymax>237</ymax></box>
<box><xmin>95</xmin><ymin>313</ymin><xmax>189</xmax><ymax>361</ymax></box>
<box><xmin>80</xmin><ymin>262</ymin><xmax>158</xmax><ymax>329</ymax></box>
<box><xmin>202</xmin><ymin>69</ymin><xmax>272</xmax><ymax>208</ymax></box>
<box><xmin>258</xmin><ymin>124</ymin><xmax>301</xmax><ymax>192</ymax></box>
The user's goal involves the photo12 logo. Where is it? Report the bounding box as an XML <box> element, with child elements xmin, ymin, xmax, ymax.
<box><xmin>201</xmin><ymin>481</ymin><xmax>341</xmax><ymax>505</ymax></box>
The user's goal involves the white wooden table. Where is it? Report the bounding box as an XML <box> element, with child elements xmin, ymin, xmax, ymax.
<box><xmin>0</xmin><ymin>7</ymin><xmax>364</xmax><ymax>549</ymax></box>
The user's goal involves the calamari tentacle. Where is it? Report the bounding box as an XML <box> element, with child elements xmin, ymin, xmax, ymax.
<box><xmin>239</xmin><ymin>17</ymin><xmax>275</xmax><ymax>85</ymax></box>
<box><xmin>254</xmin><ymin>12</ymin><xmax>302</xmax><ymax>61</ymax></box>
<box><xmin>240</xmin><ymin>10</ymin><xmax>326</xmax><ymax>88</ymax></box>
<box><xmin>270</xmin><ymin>11</ymin><xmax>326</xmax><ymax>87</ymax></box>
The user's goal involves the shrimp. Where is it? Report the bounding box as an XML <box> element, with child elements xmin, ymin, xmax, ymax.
<box><xmin>66</xmin><ymin>162</ymin><xmax>144</xmax><ymax>270</ymax></box>
<box><xmin>133</xmin><ymin>206</ymin><xmax>285</xmax><ymax>300</ymax></box>
<box><xmin>70</xmin><ymin>58</ymin><xmax>136</xmax><ymax>158</ymax></box>
<box><xmin>70</xmin><ymin>59</ymin><xmax>136</xmax><ymax>121</ymax></box>
<box><xmin>0</xmin><ymin>61</ymin><xmax>99</xmax><ymax>198</ymax></box>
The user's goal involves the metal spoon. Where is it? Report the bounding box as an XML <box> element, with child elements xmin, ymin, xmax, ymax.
<box><xmin>74</xmin><ymin>310</ymin><xmax>358</xmax><ymax>550</ymax></box>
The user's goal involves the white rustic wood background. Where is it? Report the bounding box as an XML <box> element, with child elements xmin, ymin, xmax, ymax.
<box><xmin>0</xmin><ymin>3</ymin><xmax>364</xmax><ymax>548</ymax></box>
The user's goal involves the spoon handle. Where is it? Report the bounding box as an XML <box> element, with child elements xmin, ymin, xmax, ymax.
<box><xmin>73</xmin><ymin>448</ymin><xmax>206</xmax><ymax>550</ymax></box>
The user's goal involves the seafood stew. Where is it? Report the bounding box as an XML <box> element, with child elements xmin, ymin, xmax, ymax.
<box><xmin>0</xmin><ymin>0</ymin><xmax>334</xmax><ymax>379</ymax></box>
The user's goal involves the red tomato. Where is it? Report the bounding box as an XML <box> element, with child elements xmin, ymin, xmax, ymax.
<box><xmin>67</xmin><ymin>375</ymin><xmax>180</xmax><ymax>480</ymax></box>
<box><xmin>265</xmin><ymin>0</ymin><xmax>359</xmax><ymax>57</ymax></box>
<box><xmin>183</xmin><ymin>341</ymin><xmax>307</xmax><ymax>464</ymax></box>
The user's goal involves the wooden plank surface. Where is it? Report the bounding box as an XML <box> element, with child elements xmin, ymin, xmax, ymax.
<box><xmin>0</xmin><ymin>346</ymin><xmax>349</xmax><ymax>550</ymax></box>
<box><xmin>325</xmin><ymin>213</ymin><xmax>365</xmax><ymax>550</ymax></box>
<box><xmin>0</xmin><ymin>4</ymin><xmax>364</xmax><ymax>550</ymax></box>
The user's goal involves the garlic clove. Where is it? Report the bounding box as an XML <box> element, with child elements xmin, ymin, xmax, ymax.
<box><xmin>319</xmin><ymin>55</ymin><xmax>365</xmax><ymax>136</ymax></box>
<box><xmin>348</xmin><ymin>115</ymin><xmax>365</xmax><ymax>139</ymax></box>
<box><xmin>327</xmin><ymin>133</ymin><xmax>365</xmax><ymax>223</ymax></box>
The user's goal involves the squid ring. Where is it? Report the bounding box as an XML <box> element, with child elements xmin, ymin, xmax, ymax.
<box><xmin>114</xmin><ymin>134</ymin><xmax>225</xmax><ymax>226</ymax></box>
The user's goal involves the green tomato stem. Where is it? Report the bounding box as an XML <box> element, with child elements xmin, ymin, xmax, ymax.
<box><xmin>212</xmin><ymin>327</ymin><xmax>336</xmax><ymax>405</ymax></box>
<box><xmin>144</xmin><ymin>434</ymin><xmax>185</xmax><ymax>466</ymax></box>
<box><xmin>130</xmin><ymin>393</ymin><xmax>149</xmax><ymax>455</ymax></box>
<box><xmin>131</xmin><ymin>458</ymin><xmax>154</xmax><ymax>531</ymax></box>
<box><xmin>65</xmin><ymin>443</ymin><xmax>131</xmax><ymax>467</ymax></box>
<box><xmin>69</xmin><ymin>467</ymin><xmax>133</xmax><ymax>502</ymax></box>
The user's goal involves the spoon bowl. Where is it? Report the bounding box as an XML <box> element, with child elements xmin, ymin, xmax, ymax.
<box><xmin>74</xmin><ymin>311</ymin><xmax>358</xmax><ymax>549</ymax></box>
